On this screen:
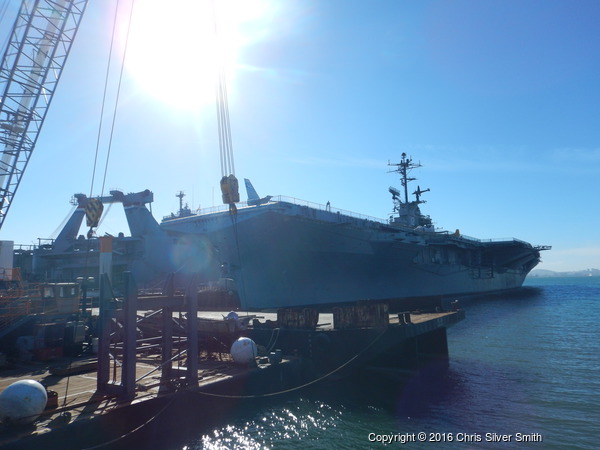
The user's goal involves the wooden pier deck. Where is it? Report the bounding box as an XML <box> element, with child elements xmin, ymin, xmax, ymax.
<box><xmin>0</xmin><ymin>352</ymin><xmax>279</xmax><ymax>447</ymax></box>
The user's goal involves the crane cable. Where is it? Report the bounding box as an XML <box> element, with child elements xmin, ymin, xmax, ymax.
<box><xmin>99</xmin><ymin>0</ymin><xmax>136</xmax><ymax>199</ymax></box>
<box><xmin>85</xmin><ymin>0</ymin><xmax>136</xmax><ymax>235</ymax></box>
<box><xmin>213</xmin><ymin>1</ymin><xmax>234</xmax><ymax>179</ymax></box>
<box><xmin>65</xmin><ymin>0</ymin><xmax>137</xmax><ymax>410</ymax></box>
<box><xmin>0</xmin><ymin>0</ymin><xmax>11</xmax><ymax>52</ymax></box>
<box><xmin>211</xmin><ymin>0</ymin><xmax>239</xmax><ymax>207</ymax></box>
<box><xmin>88</xmin><ymin>0</ymin><xmax>119</xmax><ymax>200</ymax></box>
<box><xmin>60</xmin><ymin>0</ymin><xmax>136</xmax><ymax>412</ymax></box>
<box><xmin>216</xmin><ymin>67</ymin><xmax>235</xmax><ymax>179</ymax></box>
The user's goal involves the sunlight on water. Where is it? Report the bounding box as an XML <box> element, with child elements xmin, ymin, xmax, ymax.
<box><xmin>177</xmin><ymin>277</ymin><xmax>599</xmax><ymax>449</ymax></box>
<box><xmin>187</xmin><ymin>399</ymin><xmax>345</xmax><ymax>449</ymax></box>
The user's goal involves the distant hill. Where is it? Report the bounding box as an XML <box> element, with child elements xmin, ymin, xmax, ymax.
<box><xmin>528</xmin><ymin>268</ymin><xmax>600</xmax><ymax>277</ymax></box>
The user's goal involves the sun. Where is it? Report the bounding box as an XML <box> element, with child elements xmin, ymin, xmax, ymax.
<box><xmin>120</xmin><ymin>0</ymin><xmax>274</xmax><ymax>111</ymax></box>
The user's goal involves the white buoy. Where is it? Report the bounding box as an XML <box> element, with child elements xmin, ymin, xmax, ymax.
<box><xmin>230</xmin><ymin>337</ymin><xmax>258</xmax><ymax>364</ymax></box>
<box><xmin>0</xmin><ymin>379</ymin><xmax>48</xmax><ymax>425</ymax></box>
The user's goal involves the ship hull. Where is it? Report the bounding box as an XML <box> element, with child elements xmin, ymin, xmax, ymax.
<box><xmin>161</xmin><ymin>201</ymin><xmax>542</xmax><ymax>310</ymax></box>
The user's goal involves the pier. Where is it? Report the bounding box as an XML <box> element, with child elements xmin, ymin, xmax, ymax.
<box><xmin>0</xmin><ymin>274</ymin><xmax>464</xmax><ymax>449</ymax></box>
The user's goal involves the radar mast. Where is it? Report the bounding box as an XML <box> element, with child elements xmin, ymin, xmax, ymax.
<box><xmin>387</xmin><ymin>153</ymin><xmax>432</xmax><ymax>228</ymax></box>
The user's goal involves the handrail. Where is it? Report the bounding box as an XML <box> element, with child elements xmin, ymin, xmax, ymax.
<box><xmin>163</xmin><ymin>195</ymin><xmax>387</xmax><ymax>225</ymax></box>
<box><xmin>451</xmin><ymin>233</ymin><xmax>532</xmax><ymax>245</ymax></box>
<box><xmin>160</xmin><ymin>196</ymin><xmax>545</xmax><ymax>247</ymax></box>
<box><xmin>273</xmin><ymin>195</ymin><xmax>387</xmax><ymax>224</ymax></box>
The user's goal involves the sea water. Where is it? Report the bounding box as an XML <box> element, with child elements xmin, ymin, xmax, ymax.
<box><xmin>176</xmin><ymin>277</ymin><xmax>599</xmax><ymax>449</ymax></box>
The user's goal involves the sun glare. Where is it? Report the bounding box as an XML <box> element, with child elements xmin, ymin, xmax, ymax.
<box><xmin>120</xmin><ymin>0</ymin><xmax>274</xmax><ymax>111</ymax></box>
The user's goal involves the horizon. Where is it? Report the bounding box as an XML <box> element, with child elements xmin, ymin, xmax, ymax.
<box><xmin>529</xmin><ymin>268</ymin><xmax>600</xmax><ymax>274</ymax></box>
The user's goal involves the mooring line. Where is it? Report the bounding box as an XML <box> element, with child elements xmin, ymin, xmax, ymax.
<box><xmin>190</xmin><ymin>325</ymin><xmax>390</xmax><ymax>400</ymax></box>
<box><xmin>72</xmin><ymin>310</ymin><xmax>390</xmax><ymax>448</ymax></box>
<box><xmin>82</xmin><ymin>395</ymin><xmax>177</xmax><ymax>450</ymax></box>
<box><xmin>76</xmin><ymin>325</ymin><xmax>389</xmax><ymax>448</ymax></box>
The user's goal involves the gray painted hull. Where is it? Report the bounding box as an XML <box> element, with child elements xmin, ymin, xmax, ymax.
<box><xmin>161</xmin><ymin>201</ymin><xmax>541</xmax><ymax>310</ymax></box>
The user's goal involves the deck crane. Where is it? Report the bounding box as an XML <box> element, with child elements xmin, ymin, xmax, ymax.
<box><xmin>0</xmin><ymin>0</ymin><xmax>89</xmax><ymax>231</ymax></box>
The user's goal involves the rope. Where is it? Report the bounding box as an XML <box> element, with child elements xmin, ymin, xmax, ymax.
<box><xmin>78</xmin><ymin>324</ymin><xmax>388</xmax><ymax>448</ymax></box>
<box><xmin>190</xmin><ymin>325</ymin><xmax>390</xmax><ymax>400</ymax></box>
<box><xmin>82</xmin><ymin>396</ymin><xmax>177</xmax><ymax>450</ymax></box>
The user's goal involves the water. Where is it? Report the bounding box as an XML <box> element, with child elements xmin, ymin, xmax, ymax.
<box><xmin>176</xmin><ymin>277</ymin><xmax>600</xmax><ymax>449</ymax></box>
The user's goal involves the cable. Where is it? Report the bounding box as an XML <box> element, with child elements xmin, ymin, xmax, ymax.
<box><xmin>0</xmin><ymin>0</ymin><xmax>13</xmax><ymax>53</ymax></box>
<box><xmin>230</xmin><ymin>211</ymin><xmax>248</xmax><ymax>307</ymax></box>
<box><xmin>265</xmin><ymin>327</ymin><xmax>280</xmax><ymax>353</ymax></box>
<box><xmin>89</xmin><ymin>0</ymin><xmax>120</xmax><ymax>199</ymax></box>
<box><xmin>59</xmin><ymin>311</ymin><xmax>82</xmax><ymax>411</ymax></box>
<box><xmin>89</xmin><ymin>0</ymin><xmax>136</xmax><ymax>199</ymax></box>
<box><xmin>211</xmin><ymin>0</ymin><xmax>235</xmax><ymax>178</ymax></box>
<box><xmin>94</xmin><ymin>201</ymin><xmax>113</xmax><ymax>230</ymax></box>
<box><xmin>83</xmin><ymin>325</ymin><xmax>388</xmax><ymax>447</ymax></box>
<box><xmin>100</xmin><ymin>0</ymin><xmax>136</xmax><ymax>198</ymax></box>
<box><xmin>48</xmin><ymin>204</ymin><xmax>77</xmax><ymax>239</ymax></box>
<box><xmin>82</xmin><ymin>396</ymin><xmax>177</xmax><ymax>450</ymax></box>
<box><xmin>0</xmin><ymin>0</ymin><xmax>9</xmax><ymax>22</ymax></box>
<box><xmin>191</xmin><ymin>325</ymin><xmax>389</xmax><ymax>400</ymax></box>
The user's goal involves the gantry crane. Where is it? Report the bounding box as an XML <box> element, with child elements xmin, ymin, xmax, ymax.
<box><xmin>0</xmin><ymin>0</ymin><xmax>89</xmax><ymax>230</ymax></box>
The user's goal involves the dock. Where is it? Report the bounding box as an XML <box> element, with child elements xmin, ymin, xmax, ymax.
<box><xmin>0</xmin><ymin>353</ymin><xmax>296</xmax><ymax>449</ymax></box>
<box><xmin>0</xmin><ymin>274</ymin><xmax>464</xmax><ymax>449</ymax></box>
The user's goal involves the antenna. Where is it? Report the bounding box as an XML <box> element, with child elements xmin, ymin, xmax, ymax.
<box><xmin>413</xmin><ymin>185</ymin><xmax>430</xmax><ymax>203</ymax></box>
<box><xmin>176</xmin><ymin>191</ymin><xmax>185</xmax><ymax>214</ymax></box>
<box><xmin>388</xmin><ymin>153</ymin><xmax>422</xmax><ymax>204</ymax></box>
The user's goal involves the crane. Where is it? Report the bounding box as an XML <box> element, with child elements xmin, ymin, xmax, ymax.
<box><xmin>0</xmin><ymin>0</ymin><xmax>89</xmax><ymax>231</ymax></box>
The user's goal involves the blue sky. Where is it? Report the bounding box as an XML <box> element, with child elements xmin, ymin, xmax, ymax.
<box><xmin>1</xmin><ymin>0</ymin><xmax>599</xmax><ymax>271</ymax></box>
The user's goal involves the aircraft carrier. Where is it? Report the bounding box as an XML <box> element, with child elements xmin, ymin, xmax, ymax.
<box><xmin>29</xmin><ymin>154</ymin><xmax>550</xmax><ymax>310</ymax></box>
